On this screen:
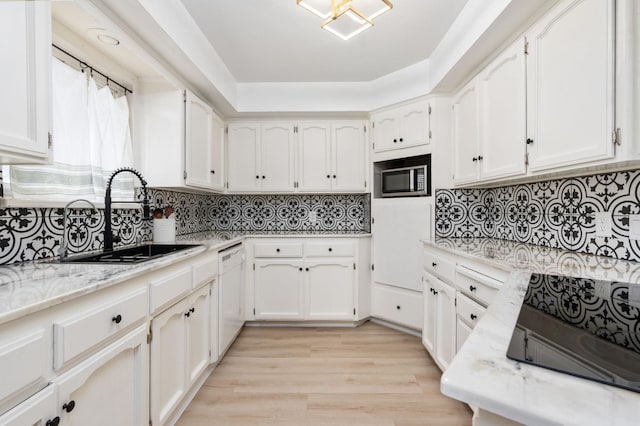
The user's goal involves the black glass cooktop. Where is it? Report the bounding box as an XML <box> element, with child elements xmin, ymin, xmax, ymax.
<box><xmin>506</xmin><ymin>273</ymin><xmax>640</xmax><ymax>393</ymax></box>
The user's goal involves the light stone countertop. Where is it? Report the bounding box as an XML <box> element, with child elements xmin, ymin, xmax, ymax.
<box><xmin>426</xmin><ymin>238</ymin><xmax>640</xmax><ymax>426</ymax></box>
<box><xmin>0</xmin><ymin>232</ymin><xmax>370</xmax><ymax>326</ymax></box>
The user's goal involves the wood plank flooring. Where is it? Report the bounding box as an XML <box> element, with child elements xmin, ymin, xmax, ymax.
<box><xmin>177</xmin><ymin>322</ymin><xmax>472</xmax><ymax>425</ymax></box>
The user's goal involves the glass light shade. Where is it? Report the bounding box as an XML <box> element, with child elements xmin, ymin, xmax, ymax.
<box><xmin>297</xmin><ymin>0</ymin><xmax>334</xmax><ymax>19</ymax></box>
<box><xmin>322</xmin><ymin>7</ymin><xmax>372</xmax><ymax>40</ymax></box>
<box><xmin>349</xmin><ymin>0</ymin><xmax>393</xmax><ymax>20</ymax></box>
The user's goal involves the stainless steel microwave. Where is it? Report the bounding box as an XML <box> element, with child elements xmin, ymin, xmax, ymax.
<box><xmin>381</xmin><ymin>165</ymin><xmax>429</xmax><ymax>197</ymax></box>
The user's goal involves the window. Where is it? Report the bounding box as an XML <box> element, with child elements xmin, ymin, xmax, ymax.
<box><xmin>2</xmin><ymin>56</ymin><xmax>134</xmax><ymax>202</ymax></box>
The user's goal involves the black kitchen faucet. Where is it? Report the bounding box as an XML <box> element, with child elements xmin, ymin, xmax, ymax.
<box><xmin>103</xmin><ymin>167</ymin><xmax>152</xmax><ymax>252</ymax></box>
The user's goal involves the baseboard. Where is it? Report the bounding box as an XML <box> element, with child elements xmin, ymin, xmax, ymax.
<box><xmin>245</xmin><ymin>319</ymin><xmax>368</xmax><ymax>328</ymax></box>
<box><xmin>369</xmin><ymin>317</ymin><xmax>422</xmax><ymax>337</ymax></box>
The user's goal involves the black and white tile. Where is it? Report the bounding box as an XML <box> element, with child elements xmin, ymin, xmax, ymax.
<box><xmin>0</xmin><ymin>190</ymin><xmax>370</xmax><ymax>265</ymax></box>
<box><xmin>435</xmin><ymin>169</ymin><xmax>640</xmax><ymax>262</ymax></box>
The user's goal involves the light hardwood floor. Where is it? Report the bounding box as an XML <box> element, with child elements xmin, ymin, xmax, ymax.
<box><xmin>178</xmin><ymin>322</ymin><xmax>472</xmax><ymax>425</ymax></box>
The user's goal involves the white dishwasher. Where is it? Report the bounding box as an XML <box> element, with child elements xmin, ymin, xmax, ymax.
<box><xmin>218</xmin><ymin>242</ymin><xmax>245</xmax><ymax>357</ymax></box>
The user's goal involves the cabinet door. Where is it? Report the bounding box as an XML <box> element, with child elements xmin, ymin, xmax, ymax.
<box><xmin>434</xmin><ymin>280</ymin><xmax>456</xmax><ymax>371</ymax></box>
<box><xmin>151</xmin><ymin>298</ymin><xmax>189</xmax><ymax>426</ymax></box>
<box><xmin>332</xmin><ymin>122</ymin><xmax>366</xmax><ymax>192</ymax></box>
<box><xmin>455</xmin><ymin>316</ymin><xmax>473</xmax><ymax>354</ymax></box>
<box><xmin>372</xmin><ymin>110</ymin><xmax>398</xmax><ymax>152</ymax></box>
<box><xmin>209</xmin><ymin>113</ymin><xmax>225</xmax><ymax>191</ymax></box>
<box><xmin>227</xmin><ymin>123</ymin><xmax>259</xmax><ymax>191</ymax></box>
<box><xmin>452</xmin><ymin>79</ymin><xmax>480</xmax><ymax>184</ymax></box>
<box><xmin>398</xmin><ymin>101</ymin><xmax>429</xmax><ymax>148</ymax></box>
<box><xmin>56</xmin><ymin>326</ymin><xmax>148</xmax><ymax>426</ymax></box>
<box><xmin>0</xmin><ymin>1</ymin><xmax>50</xmax><ymax>163</ymax></box>
<box><xmin>526</xmin><ymin>0</ymin><xmax>615</xmax><ymax>172</ymax></box>
<box><xmin>186</xmin><ymin>286</ymin><xmax>210</xmax><ymax>387</ymax></box>
<box><xmin>305</xmin><ymin>259</ymin><xmax>355</xmax><ymax>320</ymax></box>
<box><xmin>297</xmin><ymin>123</ymin><xmax>331</xmax><ymax>192</ymax></box>
<box><xmin>254</xmin><ymin>260</ymin><xmax>304</xmax><ymax>320</ymax></box>
<box><xmin>185</xmin><ymin>91</ymin><xmax>213</xmax><ymax>189</ymax></box>
<box><xmin>260</xmin><ymin>123</ymin><xmax>295</xmax><ymax>192</ymax></box>
<box><xmin>0</xmin><ymin>385</ymin><xmax>57</xmax><ymax>426</ymax></box>
<box><xmin>422</xmin><ymin>273</ymin><xmax>437</xmax><ymax>357</ymax></box>
<box><xmin>479</xmin><ymin>39</ymin><xmax>527</xmax><ymax>181</ymax></box>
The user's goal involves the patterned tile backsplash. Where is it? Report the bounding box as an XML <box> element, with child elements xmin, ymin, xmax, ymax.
<box><xmin>0</xmin><ymin>191</ymin><xmax>370</xmax><ymax>265</ymax></box>
<box><xmin>435</xmin><ymin>170</ymin><xmax>640</xmax><ymax>262</ymax></box>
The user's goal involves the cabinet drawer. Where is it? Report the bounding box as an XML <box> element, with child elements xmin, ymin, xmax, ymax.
<box><xmin>53</xmin><ymin>287</ymin><xmax>148</xmax><ymax>370</ymax></box>
<box><xmin>423</xmin><ymin>250</ymin><xmax>455</xmax><ymax>283</ymax></box>
<box><xmin>149</xmin><ymin>267</ymin><xmax>192</xmax><ymax>314</ymax></box>
<box><xmin>192</xmin><ymin>254</ymin><xmax>217</xmax><ymax>289</ymax></box>
<box><xmin>254</xmin><ymin>242</ymin><xmax>303</xmax><ymax>258</ymax></box>
<box><xmin>372</xmin><ymin>284</ymin><xmax>422</xmax><ymax>330</ymax></box>
<box><xmin>455</xmin><ymin>267</ymin><xmax>501</xmax><ymax>306</ymax></box>
<box><xmin>305</xmin><ymin>241</ymin><xmax>354</xmax><ymax>257</ymax></box>
<box><xmin>456</xmin><ymin>292</ymin><xmax>486</xmax><ymax>329</ymax></box>
<box><xmin>0</xmin><ymin>330</ymin><xmax>49</xmax><ymax>416</ymax></box>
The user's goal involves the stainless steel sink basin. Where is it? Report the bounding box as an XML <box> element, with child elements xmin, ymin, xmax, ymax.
<box><xmin>58</xmin><ymin>244</ymin><xmax>202</xmax><ymax>264</ymax></box>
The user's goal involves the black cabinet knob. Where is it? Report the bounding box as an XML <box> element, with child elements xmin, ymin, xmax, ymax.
<box><xmin>211</xmin><ymin>170</ymin><xmax>215</xmax><ymax>174</ymax></box>
<box><xmin>393</xmin><ymin>139</ymin><xmax>397</xmax><ymax>143</ymax></box>
<box><xmin>328</xmin><ymin>248</ymin><xmax>332</xmax><ymax>252</ymax></box>
<box><xmin>332</xmin><ymin>175</ymin><xmax>336</xmax><ymax>179</ymax></box>
<box><xmin>396</xmin><ymin>305</ymin><xmax>401</xmax><ymax>310</ymax></box>
<box><xmin>469</xmin><ymin>285</ymin><xmax>477</xmax><ymax>292</ymax></box>
<box><xmin>276</xmin><ymin>248</ymin><xmax>280</xmax><ymax>252</ymax></box>
<box><xmin>434</xmin><ymin>290</ymin><xmax>439</xmax><ymax>295</ymax></box>
<box><xmin>299</xmin><ymin>267</ymin><xmax>303</xmax><ymax>271</ymax></box>
<box><xmin>477</xmin><ymin>155</ymin><xmax>483</xmax><ymax>161</ymax></box>
<box><xmin>472</xmin><ymin>157</ymin><xmax>478</xmax><ymax>162</ymax></box>
<box><xmin>326</xmin><ymin>174</ymin><xmax>331</xmax><ymax>178</ymax></box>
<box><xmin>526</xmin><ymin>138</ymin><xmax>534</xmax><ymax>145</ymax></box>
<box><xmin>399</xmin><ymin>138</ymin><xmax>403</xmax><ymax>142</ymax></box>
<box><xmin>190</xmin><ymin>307</ymin><xmax>195</xmax><ymax>314</ymax></box>
<box><xmin>470</xmin><ymin>313</ymin><xmax>477</xmax><ymax>320</ymax></box>
<box><xmin>46</xmin><ymin>417</ymin><xmax>60</xmax><ymax>426</ymax></box>
<box><xmin>112</xmin><ymin>314</ymin><xmax>122</xmax><ymax>324</ymax></box>
<box><xmin>185</xmin><ymin>311</ymin><xmax>191</xmax><ymax>318</ymax></box>
<box><xmin>305</xmin><ymin>267</ymin><xmax>309</xmax><ymax>272</ymax></box>
<box><xmin>431</xmin><ymin>262</ymin><xmax>437</xmax><ymax>267</ymax></box>
<box><xmin>63</xmin><ymin>401</ymin><xmax>76</xmax><ymax>413</ymax></box>
<box><xmin>256</xmin><ymin>175</ymin><xmax>259</xmax><ymax>179</ymax></box>
<box><xmin>262</xmin><ymin>175</ymin><xmax>266</xmax><ymax>179</ymax></box>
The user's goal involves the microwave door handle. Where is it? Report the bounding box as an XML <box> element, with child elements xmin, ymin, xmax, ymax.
<box><xmin>409</xmin><ymin>170</ymin><xmax>414</xmax><ymax>191</ymax></box>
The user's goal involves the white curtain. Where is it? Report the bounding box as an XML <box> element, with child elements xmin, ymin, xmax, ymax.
<box><xmin>8</xmin><ymin>58</ymin><xmax>134</xmax><ymax>201</ymax></box>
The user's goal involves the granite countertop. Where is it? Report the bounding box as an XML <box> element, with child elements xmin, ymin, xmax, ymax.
<box><xmin>0</xmin><ymin>232</ymin><xmax>371</xmax><ymax>326</ymax></box>
<box><xmin>428</xmin><ymin>238</ymin><xmax>640</xmax><ymax>426</ymax></box>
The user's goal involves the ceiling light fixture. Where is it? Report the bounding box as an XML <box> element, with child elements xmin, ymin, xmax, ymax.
<box><xmin>297</xmin><ymin>0</ymin><xmax>393</xmax><ymax>40</ymax></box>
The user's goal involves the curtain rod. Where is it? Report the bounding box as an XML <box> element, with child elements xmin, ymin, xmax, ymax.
<box><xmin>52</xmin><ymin>44</ymin><xmax>133</xmax><ymax>94</ymax></box>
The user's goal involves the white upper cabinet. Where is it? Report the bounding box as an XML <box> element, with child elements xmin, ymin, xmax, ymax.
<box><xmin>227</xmin><ymin>122</ymin><xmax>295</xmax><ymax>192</ymax></box>
<box><xmin>227</xmin><ymin>123</ymin><xmax>260</xmax><ymax>192</ymax></box>
<box><xmin>332</xmin><ymin>122</ymin><xmax>367</xmax><ymax>192</ymax></box>
<box><xmin>526</xmin><ymin>0</ymin><xmax>615</xmax><ymax>172</ymax></box>
<box><xmin>453</xmin><ymin>38</ymin><xmax>527</xmax><ymax>186</ymax></box>
<box><xmin>260</xmin><ymin>123</ymin><xmax>296</xmax><ymax>192</ymax></box>
<box><xmin>297</xmin><ymin>123</ymin><xmax>332</xmax><ymax>192</ymax></box>
<box><xmin>452</xmin><ymin>79</ymin><xmax>480</xmax><ymax>185</ymax></box>
<box><xmin>229</xmin><ymin>120</ymin><xmax>367</xmax><ymax>194</ymax></box>
<box><xmin>136</xmin><ymin>87</ymin><xmax>224</xmax><ymax>192</ymax></box>
<box><xmin>185</xmin><ymin>92</ymin><xmax>225</xmax><ymax>191</ymax></box>
<box><xmin>0</xmin><ymin>1</ymin><xmax>51</xmax><ymax>164</ymax></box>
<box><xmin>478</xmin><ymin>39</ymin><xmax>527</xmax><ymax>181</ymax></box>
<box><xmin>372</xmin><ymin>100</ymin><xmax>430</xmax><ymax>153</ymax></box>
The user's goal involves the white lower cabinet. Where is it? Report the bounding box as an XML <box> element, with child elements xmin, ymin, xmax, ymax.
<box><xmin>250</xmin><ymin>238</ymin><xmax>360</xmax><ymax>322</ymax></box>
<box><xmin>254</xmin><ymin>259</ymin><xmax>304</xmax><ymax>320</ymax></box>
<box><xmin>0</xmin><ymin>385</ymin><xmax>57</xmax><ymax>426</ymax></box>
<box><xmin>422</xmin><ymin>272</ymin><xmax>456</xmax><ymax>370</ymax></box>
<box><xmin>55</xmin><ymin>325</ymin><xmax>148</xmax><ymax>426</ymax></box>
<box><xmin>371</xmin><ymin>283</ymin><xmax>423</xmax><ymax>331</ymax></box>
<box><xmin>150</xmin><ymin>285</ymin><xmax>210</xmax><ymax>426</ymax></box>
<box><xmin>305</xmin><ymin>259</ymin><xmax>355</xmax><ymax>320</ymax></box>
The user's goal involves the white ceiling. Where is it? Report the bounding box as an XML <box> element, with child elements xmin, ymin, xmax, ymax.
<box><xmin>179</xmin><ymin>0</ymin><xmax>469</xmax><ymax>83</ymax></box>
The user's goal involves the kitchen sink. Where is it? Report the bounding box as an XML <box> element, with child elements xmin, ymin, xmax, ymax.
<box><xmin>58</xmin><ymin>244</ymin><xmax>202</xmax><ymax>264</ymax></box>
